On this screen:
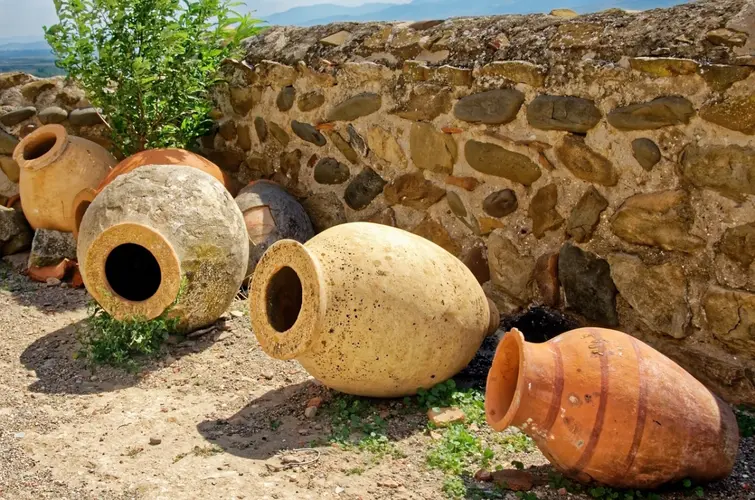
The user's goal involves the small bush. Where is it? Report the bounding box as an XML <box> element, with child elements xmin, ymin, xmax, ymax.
<box><xmin>78</xmin><ymin>302</ymin><xmax>178</xmax><ymax>369</ymax></box>
<box><xmin>45</xmin><ymin>0</ymin><xmax>262</xmax><ymax>156</ymax></box>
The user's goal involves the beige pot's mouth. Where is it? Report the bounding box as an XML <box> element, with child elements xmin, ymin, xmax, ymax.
<box><xmin>248</xmin><ymin>239</ymin><xmax>325</xmax><ymax>360</ymax></box>
<box><xmin>13</xmin><ymin>124</ymin><xmax>68</xmax><ymax>170</ymax></box>
<box><xmin>84</xmin><ymin>222</ymin><xmax>182</xmax><ymax>321</ymax></box>
<box><xmin>485</xmin><ymin>328</ymin><xmax>526</xmax><ymax>432</ymax></box>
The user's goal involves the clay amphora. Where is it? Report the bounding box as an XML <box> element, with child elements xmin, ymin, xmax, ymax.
<box><xmin>77</xmin><ymin>165</ymin><xmax>248</xmax><ymax>333</ymax></box>
<box><xmin>235</xmin><ymin>180</ymin><xmax>314</xmax><ymax>278</ymax></box>
<box><xmin>71</xmin><ymin>148</ymin><xmax>238</xmax><ymax>240</ymax></box>
<box><xmin>249</xmin><ymin>222</ymin><xmax>500</xmax><ymax>398</ymax></box>
<box><xmin>14</xmin><ymin>124</ymin><xmax>116</xmax><ymax>232</ymax></box>
<box><xmin>485</xmin><ymin>327</ymin><xmax>739</xmax><ymax>488</ymax></box>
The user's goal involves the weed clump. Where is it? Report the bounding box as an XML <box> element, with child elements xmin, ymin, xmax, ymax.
<box><xmin>78</xmin><ymin>302</ymin><xmax>178</xmax><ymax>369</ymax></box>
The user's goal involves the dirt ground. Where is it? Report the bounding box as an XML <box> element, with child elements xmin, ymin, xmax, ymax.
<box><xmin>1</xmin><ymin>257</ymin><xmax>754</xmax><ymax>500</ymax></box>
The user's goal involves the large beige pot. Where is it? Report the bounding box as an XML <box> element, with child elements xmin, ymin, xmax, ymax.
<box><xmin>248</xmin><ymin>222</ymin><xmax>499</xmax><ymax>397</ymax></box>
<box><xmin>14</xmin><ymin>124</ymin><xmax>115</xmax><ymax>232</ymax></box>
<box><xmin>77</xmin><ymin>165</ymin><xmax>249</xmax><ymax>333</ymax></box>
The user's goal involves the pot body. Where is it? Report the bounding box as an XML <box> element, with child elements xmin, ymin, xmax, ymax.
<box><xmin>235</xmin><ymin>180</ymin><xmax>314</xmax><ymax>278</ymax></box>
<box><xmin>77</xmin><ymin>165</ymin><xmax>249</xmax><ymax>333</ymax></box>
<box><xmin>249</xmin><ymin>222</ymin><xmax>497</xmax><ymax>397</ymax></box>
<box><xmin>485</xmin><ymin>328</ymin><xmax>739</xmax><ymax>488</ymax></box>
<box><xmin>14</xmin><ymin>125</ymin><xmax>115</xmax><ymax>232</ymax></box>
<box><xmin>72</xmin><ymin>148</ymin><xmax>238</xmax><ymax>239</ymax></box>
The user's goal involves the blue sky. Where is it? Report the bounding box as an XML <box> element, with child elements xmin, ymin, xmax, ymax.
<box><xmin>0</xmin><ymin>0</ymin><xmax>673</xmax><ymax>39</ymax></box>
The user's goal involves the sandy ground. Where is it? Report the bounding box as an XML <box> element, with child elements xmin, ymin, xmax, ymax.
<box><xmin>1</xmin><ymin>258</ymin><xmax>754</xmax><ymax>500</ymax></box>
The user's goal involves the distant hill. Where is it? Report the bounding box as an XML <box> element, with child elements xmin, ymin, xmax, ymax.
<box><xmin>0</xmin><ymin>39</ymin><xmax>62</xmax><ymax>78</ymax></box>
<box><xmin>263</xmin><ymin>0</ymin><xmax>689</xmax><ymax>26</ymax></box>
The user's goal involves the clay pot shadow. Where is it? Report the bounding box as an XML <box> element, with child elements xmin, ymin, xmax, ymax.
<box><xmin>196</xmin><ymin>382</ymin><xmax>427</xmax><ymax>461</ymax></box>
<box><xmin>18</xmin><ymin>318</ymin><xmax>217</xmax><ymax>395</ymax></box>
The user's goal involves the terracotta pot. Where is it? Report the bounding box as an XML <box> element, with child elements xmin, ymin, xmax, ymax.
<box><xmin>14</xmin><ymin>124</ymin><xmax>116</xmax><ymax>232</ymax></box>
<box><xmin>77</xmin><ymin>165</ymin><xmax>248</xmax><ymax>333</ymax></box>
<box><xmin>485</xmin><ymin>327</ymin><xmax>739</xmax><ymax>488</ymax></box>
<box><xmin>248</xmin><ymin>222</ymin><xmax>500</xmax><ymax>397</ymax></box>
<box><xmin>235</xmin><ymin>180</ymin><xmax>314</xmax><ymax>278</ymax></box>
<box><xmin>71</xmin><ymin>148</ymin><xmax>239</xmax><ymax>240</ymax></box>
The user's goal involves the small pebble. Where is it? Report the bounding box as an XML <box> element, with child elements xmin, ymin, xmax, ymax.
<box><xmin>149</xmin><ymin>437</ymin><xmax>162</xmax><ymax>445</ymax></box>
<box><xmin>304</xmin><ymin>406</ymin><xmax>317</xmax><ymax>419</ymax></box>
<box><xmin>230</xmin><ymin>310</ymin><xmax>243</xmax><ymax>318</ymax></box>
<box><xmin>14</xmin><ymin>432</ymin><xmax>25</xmax><ymax>439</ymax></box>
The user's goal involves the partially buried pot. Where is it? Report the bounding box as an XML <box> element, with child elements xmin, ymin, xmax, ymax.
<box><xmin>77</xmin><ymin>165</ymin><xmax>249</xmax><ymax>333</ymax></box>
<box><xmin>485</xmin><ymin>327</ymin><xmax>739</xmax><ymax>488</ymax></box>
<box><xmin>235</xmin><ymin>180</ymin><xmax>314</xmax><ymax>278</ymax></box>
<box><xmin>71</xmin><ymin>148</ymin><xmax>239</xmax><ymax>240</ymax></box>
<box><xmin>14</xmin><ymin>124</ymin><xmax>116</xmax><ymax>232</ymax></box>
<box><xmin>248</xmin><ymin>222</ymin><xmax>500</xmax><ymax>398</ymax></box>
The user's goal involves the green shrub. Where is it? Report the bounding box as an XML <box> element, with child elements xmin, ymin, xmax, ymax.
<box><xmin>45</xmin><ymin>0</ymin><xmax>262</xmax><ymax>156</ymax></box>
<box><xmin>78</xmin><ymin>302</ymin><xmax>179</xmax><ymax>369</ymax></box>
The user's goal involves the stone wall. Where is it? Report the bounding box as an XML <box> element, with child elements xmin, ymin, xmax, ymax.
<box><xmin>2</xmin><ymin>0</ymin><xmax>755</xmax><ymax>403</ymax></box>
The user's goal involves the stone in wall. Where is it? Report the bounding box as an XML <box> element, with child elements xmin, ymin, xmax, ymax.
<box><xmin>367</xmin><ymin>127</ymin><xmax>406</xmax><ymax>167</ymax></box>
<box><xmin>0</xmin><ymin>106</ymin><xmax>36</xmax><ymax>126</ymax></box>
<box><xmin>391</xmin><ymin>84</ymin><xmax>451</xmax><ymax>121</ymax></box>
<box><xmin>631</xmin><ymin>138</ymin><xmax>662</xmax><ymax>171</ymax></box>
<box><xmin>566</xmin><ymin>187</ymin><xmax>608</xmax><ymax>243</ymax></box>
<box><xmin>629</xmin><ymin>57</ymin><xmax>699</xmax><ymax>77</ymax></box>
<box><xmin>230</xmin><ymin>86</ymin><xmax>261</xmax><ymax>115</ymax></box>
<box><xmin>606</xmin><ymin>96</ymin><xmax>694</xmax><ymax>130</ymax></box>
<box><xmin>298</xmin><ymin>91</ymin><xmax>326</xmax><ymax>112</ymax></box>
<box><xmin>364</xmin><ymin>207</ymin><xmax>396</xmax><ymax>227</ymax></box>
<box><xmin>291</xmin><ymin>121</ymin><xmax>326</xmax><ymax>146</ymax></box>
<box><xmin>483</xmin><ymin>189</ymin><xmax>517</xmax><ymax>218</ymax></box>
<box><xmin>526</xmin><ymin>95</ymin><xmax>601</xmax><ymax>133</ymax></box>
<box><xmin>487</xmin><ymin>230</ymin><xmax>533</xmax><ymax>304</ymax></box>
<box><xmin>38</xmin><ymin>107</ymin><xmax>68</xmax><ymax>125</ymax></box>
<box><xmin>681</xmin><ymin>144</ymin><xmax>755</xmax><ymax>200</ymax></box>
<box><xmin>611</xmin><ymin>190</ymin><xmax>704</xmax><ymax>253</ymax></box>
<box><xmin>446</xmin><ymin>191</ymin><xmax>466</xmax><ymax>218</ymax></box>
<box><xmin>558</xmin><ymin>243</ymin><xmax>618</xmax><ymax>326</ymax></box>
<box><xmin>699</xmin><ymin>64</ymin><xmax>753</xmax><ymax>92</ymax></box>
<box><xmin>344</xmin><ymin>167</ymin><xmax>386</xmax><ymax>210</ymax></box>
<box><xmin>0</xmin><ymin>156</ymin><xmax>19</xmax><ymax>183</ymax></box>
<box><xmin>383</xmin><ymin>172</ymin><xmax>445</xmax><ymax>210</ymax></box>
<box><xmin>453</xmin><ymin>89</ymin><xmax>524</xmax><ymax>125</ymax></box>
<box><xmin>327</xmin><ymin>93</ymin><xmax>382</xmax><ymax>121</ymax></box>
<box><xmin>704</xmin><ymin>287</ymin><xmax>755</xmax><ymax>356</ymax></box>
<box><xmin>218</xmin><ymin>119</ymin><xmax>237</xmax><ymax>141</ymax></box>
<box><xmin>529</xmin><ymin>184</ymin><xmax>563</xmax><ymax>239</ymax></box>
<box><xmin>237</xmin><ymin>125</ymin><xmax>252</xmax><ymax>151</ymax></box>
<box><xmin>410</xmin><ymin>123</ymin><xmax>456</xmax><ymax>173</ymax></box>
<box><xmin>555</xmin><ymin>135</ymin><xmax>617</xmax><ymax>186</ymax></box>
<box><xmin>347</xmin><ymin>125</ymin><xmax>369</xmax><ymax>157</ymax></box>
<box><xmin>276</xmin><ymin>86</ymin><xmax>296</xmax><ymax>111</ymax></box>
<box><xmin>719</xmin><ymin>222</ymin><xmax>755</xmax><ymax>268</ymax></box>
<box><xmin>412</xmin><ymin>216</ymin><xmax>460</xmax><ymax>256</ymax></box>
<box><xmin>302</xmin><ymin>192</ymin><xmax>347</xmax><ymax>232</ymax></box>
<box><xmin>461</xmin><ymin>241</ymin><xmax>490</xmax><ymax>285</ymax></box>
<box><xmin>534</xmin><ymin>252</ymin><xmax>560</xmax><ymax>307</ymax></box>
<box><xmin>254</xmin><ymin>117</ymin><xmax>268</xmax><ymax>142</ymax></box>
<box><xmin>0</xmin><ymin>130</ymin><xmax>18</xmax><ymax>155</ymax></box>
<box><xmin>69</xmin><ymin>108</ymin><xmax>105</xmax><ymax>126</ymax></box>
<box><xmin>327</xmin><ymin>131</ymin><xmax>359</xmax><ymax>164</ymax></box>
<box><xmin>465</xmin><ymin>140</ymin><xmax>541</xmax><ymax>185</ymax></box>
<box><xmin>478</xmin><ymin>61</ymin><xmax>546</xmax><ymax>87</ymax></box>
<box><xmin>446</xmin><ymin>176</ymin><xmax>480</xmax><ymax>191</ymax></box>
<box><xmin>700</xmin><ymin>95</ymin><xmax>755</xmax><ymax>135</ymax></box>
<box><xmin>608</xmin><ymin>254</ymin><xmax>690</xmax><ymax>339</ymax></box>
<box><xmin>313</xmin><ymin>158</ymin><xmax>350</xmax><ymax>184</ymax></box>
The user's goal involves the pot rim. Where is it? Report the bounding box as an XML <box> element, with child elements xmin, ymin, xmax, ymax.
<box><xmin>248</xmin><ymin>239</ymin><xmax>326</xmax><ymax>360</ymax></box>
<box><xmin>84</xmin><ymin>222</ymin><xmax>182</xmax><ymax>321</ymax></box>
<box><xmin>13</xmin><ymin>124</ymin><xmax>69</xmax><ymax>171</ymax></box>
<box><xmin>485</xmin><ymin>328</ymin><xmax>526</xmax><ymax>432</ymax></box>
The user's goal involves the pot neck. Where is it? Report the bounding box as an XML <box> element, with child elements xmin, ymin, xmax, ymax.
<box><xmin>486</xmin><ymin>329</ymin><xmax>562</xmax><ymax>435</ymax></box>
<box><xmin>248</xmin><ymin>239</ymin><xmax>326</xmax><ymax>360</ymax></box>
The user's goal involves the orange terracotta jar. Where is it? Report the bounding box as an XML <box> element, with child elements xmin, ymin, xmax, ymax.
<box><xmin>71</xmin><ymin>148</ymin><xmax>238</xmax><ymax>239</ymax></box>
<box><xmin>14</xmin><ymin>125</ymin><xmax>116</xmax><ymax>232</ymax></box>
<box><xmin>486</xmin><ymin>328</ymin><xmax>739</xmax><ymax>488</ymax></box>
